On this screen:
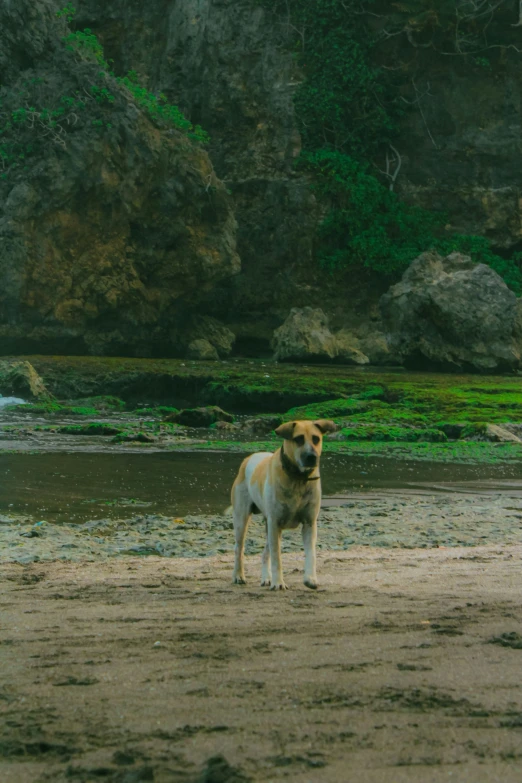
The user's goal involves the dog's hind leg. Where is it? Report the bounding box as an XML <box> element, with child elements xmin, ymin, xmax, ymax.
<box><xmin>232</xmin><ymin>483</ymin><xmax>251</xmax><ymax>585</ymax></box>
<box><xmin>260</xmin><ymin>518</ymin><xmax>271</xmax><ymax>586</ymax></box>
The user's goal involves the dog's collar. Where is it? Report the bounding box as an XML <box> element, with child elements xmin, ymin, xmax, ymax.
<box><xmin>280</xmin><ymin>446</ymin><xmax>320</xmax><ymax>482</ymax></box>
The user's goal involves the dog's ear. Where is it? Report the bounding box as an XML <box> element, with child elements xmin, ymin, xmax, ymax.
<box><xmin>313</xmin><ymin>419</ymin><xmax>337</xmax><ymax>434</ymax></box>
<box><xmin>275</xmin><ymin>421</ymin><xmax>296</xmax><ymax>440</ymax></box>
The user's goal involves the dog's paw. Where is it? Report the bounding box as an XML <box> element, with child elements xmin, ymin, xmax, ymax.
<box><xmin>270</xmin><ymin>581</ymin><xmax>288</xmax><ymax>591</ymax></box>
<box><xmin>304</xmin><ymin>577</ymin><xmax>319</xmax><ymax>590</ymax></box>
<box><xmin>232</xmin><ymin>576</ymin><xmax>247</xmax><ymax>585</ymax></box>
<box><xmin>260</xmin><ymin>579</ymin><xmax>271</xmax><ymax>587</ymax></box>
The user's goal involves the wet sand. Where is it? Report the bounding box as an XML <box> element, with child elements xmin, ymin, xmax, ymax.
<box><xmin>2</xmin><ymin>545</ymin><xmax>522</xmax><ymax>782</ymax></box>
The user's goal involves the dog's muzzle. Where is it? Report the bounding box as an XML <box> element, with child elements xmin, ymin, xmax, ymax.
<box><xmin>303</xmin><ymin>452</ymin><xmax>318</xmax><ymax>468</ymax></box>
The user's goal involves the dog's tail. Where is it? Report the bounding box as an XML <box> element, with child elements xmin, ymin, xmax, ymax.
<box><xmin>223</xmin><ymin>505</ymin><xmax>233</xmax><ymax>516</ymax></box>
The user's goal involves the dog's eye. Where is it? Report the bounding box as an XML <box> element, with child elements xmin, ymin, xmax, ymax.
<box><xmin>312</xmin><ymin>435</ymin><xmax>320</xmax><ymax>445</ymax></box>
<box><xmin>293</xmin><ymin>435</ymin><xmax>305</xmax><ymax>447</ymax></box>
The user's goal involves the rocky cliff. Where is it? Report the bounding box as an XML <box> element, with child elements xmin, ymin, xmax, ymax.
<box><xmin>0</xmin><ymin>0</ymin><xmax>239</xmax><ymax>356</ymax></box>
<box><xmin>2</xmin><ymin>0</ymin><xmax>522</xmax><ymax>363</ymax></box>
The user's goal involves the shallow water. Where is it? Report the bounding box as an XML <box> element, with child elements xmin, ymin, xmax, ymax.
<box><xmin>2</xmin><ymin>451</ymin><xmax>522</xmax><ymax>523</ymax></box>
<box><xmin>0</xmin><ymin>396</ymin><xmax>25</xmax><ymax>409</ymax></box>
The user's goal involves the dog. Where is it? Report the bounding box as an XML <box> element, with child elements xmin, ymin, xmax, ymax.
<box><xmin>230</xmin><ymin>419</ymin><xmax>337</xmax><ymax>590</ymax></box>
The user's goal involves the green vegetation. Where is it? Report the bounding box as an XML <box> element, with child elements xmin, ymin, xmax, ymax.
<box><xmin>57</xmin><ymin>423</ymin><xmax>122</xmax><ymax>436</ymax></box>
<box><xmin>334</xmin><ymin>425</ymin><xmax>447</xmax><ymax>443</ymax></box>
<box><xmin>263</xmin><ymin>0</ymin><xmax>522</xmax><ymax>291</ymax></box>
<box><xmin>62</xmin><ymin>17</ymin><xmax>208</xmax><ymax>142</ymax></box>
<box><xmin>171</xmin><ymin>438</ymin><xmax>522</xmax><ymax>465</ymax></box>
<box><xmin>0</xmin><ymin>6</ymin><xmax>208</xmax><ymax>179</ymax></box>
<box><xmin>3</xmin><ymin>357</ymin><xmax>522</xmax><ymax>465</ymax></box>
<box><xmin>16</xmin><ymin>395</ymin><xmax>125</xmax><ymax>417</ymax></box>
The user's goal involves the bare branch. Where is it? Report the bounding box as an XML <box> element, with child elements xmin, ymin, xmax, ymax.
<box><xmin>513</xmin><ymin>0</ymin><xmax>522</xmax><ymax>26</ymax></box>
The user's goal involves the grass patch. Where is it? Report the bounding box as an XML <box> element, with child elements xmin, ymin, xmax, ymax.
<box><xmin>335</xmin><ymin>425</ymin><xmax>447</xmax><ymax>443</ymax></box>
<box><xmin>57</xmin><ymin>423</ymin><xmax>122</xmax><ymax>436</ymax></box>
<box><xmin>168</xmin><ymin>438</ymin><xmax>522</xmax><ymax>465</ymax></box>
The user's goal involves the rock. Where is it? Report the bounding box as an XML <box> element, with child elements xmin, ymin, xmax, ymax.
<box><xmin>0</xmin><ymin>0</ymin><xmax>239</xmax><ymax>357</ymax></box>
<box><xmin>272</xmin><ymin>308</ymin><xmax>376</xmax><ymax>365</ymax></box>
<box><xmin>210</xmin><ymin>420</ymin><xmax>238</xmax><ymax>432</ymax></box>
<box><xmin>461</xmin><ymin>423</ymin><xmax>522</xmax><ymax>443</ymax></box>
<box><xmin>188</xmin><ymin>339</ymin><xmax>220</xmax><ymax>361</ymax></box>
<box><xmin>335</xmin><ymin>330</ymin><xmax>370</xmax><ymax>365</ymax></box>
<box><xmin>198</xmin><ymin>754</ymin><xmax>250</xmax><ymax>783</ymax></box>
<box><xmin>438</xmin><ymin>423</ymin><xmax>467</xmax><ymax>440</ymax></box>
<box><xmin>169</xmin><ymin>406</ymin><xmax>234</xmax><ymax>427</ymax></box>
<box><xmin>272</xmin><ymin>307</ymin><xmax>338</xmax><ymax>363</ymax></box>
<box><xmin>241</xmin><ymin>415</ymin><xmax>283</xmax><ymax>435</ymax></box>
<box><xmin>186</xmin><ymin>316</ymin><xmax>235</xmax><ymax>358</ymax></box>
<box><xmin>356</xmin><ymin>328</ymin><xmax>396</xmax><ymax>365</ymax></box>
<box><xmin>117</xmin><ymin>432</ymin><xmax>156</xmax><ymax>443</ymax></box>
<box><xmin>484</xmin><ymin>424</ymin><xmax>521</xmax><ymax>443</ymax></box>
<box><xmin>380</xmin><ymin>252</ymin><xmax>522</xmax><ymax>371</ymax></box>
<box><xmin>0</xmin><ymin>361</ymin><xmax>50</xmax><ymax>400</ymax></box>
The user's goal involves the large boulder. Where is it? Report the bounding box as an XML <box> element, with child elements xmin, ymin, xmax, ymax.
<box><xmin>0</xmin><ymin>0</ymin><xmax>239</xmax><ymax>357</ymax></box>
<box><xmin>272</xmin><ymin>307</ymin><xmax>369</xmax><ymax>364</ymax></box>
<box><xmin>380</xmin><ymin>252</ymin><xmax>522</xmax><ymax>371</ymax></box>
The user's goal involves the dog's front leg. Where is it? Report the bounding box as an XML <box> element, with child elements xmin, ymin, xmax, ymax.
<box><xmin>302</xmin><ymin>520</ymin><xmax>318</xmax><ymax>589</ymax></box>
<box><xmin>267</xmin><ymin>517</ymin><xmax>287</xmax><ymax>590</ymax></box>
<box><xmin>261</xmin><ymin>519</ymin><xmax>271</xmax><ymax>586</ymax></box>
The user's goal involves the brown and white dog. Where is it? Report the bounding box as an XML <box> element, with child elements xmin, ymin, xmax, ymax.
<box><xmin>230</xmin><ymin>419</ymin><xmax>337</xmax><ymax>590</ymax></box>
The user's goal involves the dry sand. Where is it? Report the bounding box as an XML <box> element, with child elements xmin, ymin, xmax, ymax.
<box><xmin>2</xmin><ymin>545</ymin><xmax>522</xmax><ymax>782</ymax></box>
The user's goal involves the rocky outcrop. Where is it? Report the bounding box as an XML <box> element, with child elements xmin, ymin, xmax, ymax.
<box><xmin>272</xmin><ymin>308</ymin><xmax>338</xmax><ymax>363</ymax></box>
<box><xmin>380</xmin><ymin>252</ymin><xmax>522</xmax><ymax>371</ymax></box>
<box><xmin>0</xmin><ymin>0</ymin><xmax>239</xmax><ymax>357</ymax></box>
<box><xmin>74</xmin><ymin>0</ymin><xmax>522</xmax><ymax>348</ymax></box>
<box><xmin>0</xmin><ymin>361</ymin><xmax>50</xmax><ymax>400</ymax></box>
<box><xmin>272</xmin><ymin>307</ymin><xmax>369</xmax><ymax>364</ymax></box>
<box><xmin>185</xmin><ymin>316</ymin><xmax>235</xmax><ymax>360</ymax></box>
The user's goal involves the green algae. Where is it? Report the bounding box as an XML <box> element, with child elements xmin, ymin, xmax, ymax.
<box><xmin>335</xmin><ymin>425</ymin><xmax>447</xmax><ymax>443</ymax></box>
<box><xmin>3</xmin><ymin>356</ymin><xmax>522</xmax><ymax>465</ymax></box>
<box><xmin>57</xmin><ymin>423</ymin><xmax>123</xmax><ymax>436</ymax></box>
<box><xmin>168</xmin><ymin>438</ymin><xmax>521</xmax><ymax>465</ymax></box>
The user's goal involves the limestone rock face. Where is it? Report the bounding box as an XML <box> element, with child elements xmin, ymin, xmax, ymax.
<box><xmin>0</xmin><ymin>0</ymin><xmax>239</xmax><ymax>357</ymax></box>
<box><xmin>272</xmin><ymin>308</ymin><xmax>370</xmax><ymax>364</ymax></box>
<box><xmin>380</xmin><ymin>252</ymin><xmax>522</xmax><ymax>371</ymax></box>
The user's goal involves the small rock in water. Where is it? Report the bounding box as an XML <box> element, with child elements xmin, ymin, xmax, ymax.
<box><xmin>153</xmin><ymin>641</ymin><xmax>162</xmax><ymax>648</ymax></box>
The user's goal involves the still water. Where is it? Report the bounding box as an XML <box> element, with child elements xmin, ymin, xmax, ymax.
<box><xmin>2</xmin><ymin>451</ymin><xmax>522</xmax><ymax>523</ymax></box>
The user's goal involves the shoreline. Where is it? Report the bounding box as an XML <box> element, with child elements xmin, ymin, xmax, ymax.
<box><xmin>3</xmin><ymin>489</ymin><xmax>522</xmax><ymax>565</ymax></box>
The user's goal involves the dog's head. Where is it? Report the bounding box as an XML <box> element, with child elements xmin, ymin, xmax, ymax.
<box><xmin>274</xmin><ymin>419</ymin><xmax>337</xmax><ymax>472</ymax></box>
